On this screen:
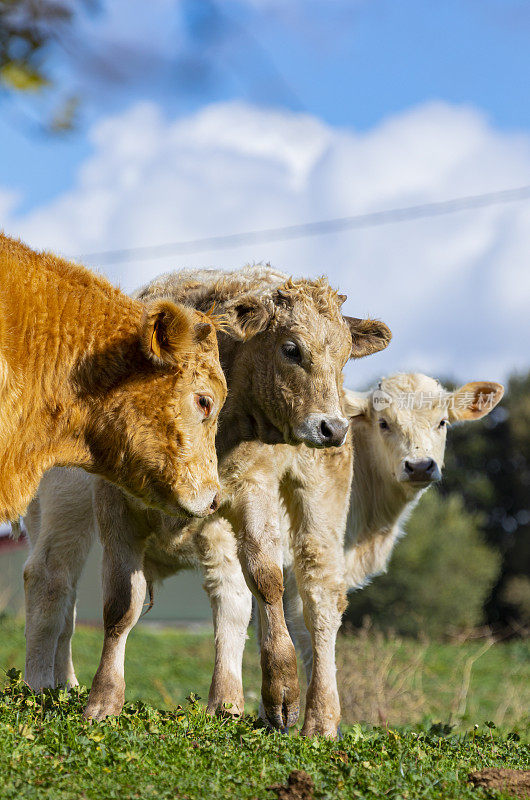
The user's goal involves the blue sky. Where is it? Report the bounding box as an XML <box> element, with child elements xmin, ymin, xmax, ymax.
<box><xmin>1</xmin><ymin>0</ymin><xmax>529</xmax><ymax>385</ymax></box>
<box><xmin>2</xmin><ymin>0</ymin><xmax>530</xmax><ymax>213</ymax></box>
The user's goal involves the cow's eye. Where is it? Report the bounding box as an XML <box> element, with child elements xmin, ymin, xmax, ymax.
<box><xmin>438</xmin><ymin>418</ymin><xmax>448</xmax><ymax>429</ymax></box>
<box><xmin>281</xmin><ymin>341</ymin><xmax>302</xmax><ymax>364</ymax></box>
<box><xmin>195</xmin><ymin>394</ymin><xmax>213</xmax><ymax>418</ymax></box>
<box><xmin>379</xmin><ymin>419</ymin><xmax>389</xmax><ymax>431</ymax></box>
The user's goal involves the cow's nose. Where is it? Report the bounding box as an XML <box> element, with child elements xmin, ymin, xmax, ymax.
<box><xmin>403</xmin><ymin>458</ymin><xmax>440</xmax><ymax>482</ymax></box>
<box><xmin>319</xmin><ymin>416</ymin><xmax>349</xmax><ymax>447</ymax></box>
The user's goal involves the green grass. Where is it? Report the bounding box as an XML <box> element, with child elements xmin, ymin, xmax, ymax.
<box><xmin>1</xmin><ymin>618</ymin><xmax>527</xmax><ymax>730</ymax></box>
<box><xmin>0</xmin><ymin>618</ymin><xmax>528</xmax><ymax>799</ymax></box>
<box><xmin>336</xmin><ymin>626</ymin><xmax>530</xmax><ymax>730</ymax></box>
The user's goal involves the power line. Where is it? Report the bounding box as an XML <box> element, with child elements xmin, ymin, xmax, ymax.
<box><xmin>78</xmin><ymin>184</ymin><xmax>530</xmax><ymax>265</ymax></box>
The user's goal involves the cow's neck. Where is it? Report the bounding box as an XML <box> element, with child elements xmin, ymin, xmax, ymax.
<box><xmin>346</xmin><ymin>426</ymin><xmax>411</xmax><ymax>546</ymax></box>
<box><xmin>344</xmin><ymin>425</ymin><xmax>426</xmax><ymax>589</ymax></box>
<box><xmin>0</xmin><ymin>253</ymin><xmax>142</xmax><ymax>520</ymax></box>
<box><xmin>215</xmin><ymin>338</ymin><xmax>260</xmax><ymax>460</ymax></box>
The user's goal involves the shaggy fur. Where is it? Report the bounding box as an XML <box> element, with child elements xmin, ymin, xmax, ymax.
<box><xmin>0</xmin><ymin>234</ymin><xmax>226</xmax><ymax>521</ymax></box>
<box><xmin>21</xmin><ymin>265</ymin><xmax>390</xmax><ymax>737</ymax></box>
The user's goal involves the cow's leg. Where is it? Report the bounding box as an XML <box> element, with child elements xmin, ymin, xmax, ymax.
<box><xmin>52</xmin><ymin>525</ymin><xmax>94</xmax><ymax>687</ymax></box>
<box><xmin>283</xmin><ymin>564</ymin><xmax>313</xmax><ymax>683</ymax></box>
<box><xmin>283</xmin><ymin>450</ymin><xmax>352</xmax><ymax>738</ymax></box>
<box><xmin>24</xmin><ymin>494</ymin><xmax>94</xmax><ymax>690</ymax></box>
<box><xmin>24</xmin><ymin>555</ymin><xmax>72</xmax><ymax>689</ymax></box>
<box><xmin>196</xmin><ymin>518</ymin><xmax>252</xmax><ymax>716</ymax></box>
<box><xmin>84</xmin><ymin>542</ymin><xmax>146</xmax><ymax>720</ymax></box>
<box><xmin>85</xmin><ymin>483</ymin><xmax>148</xmax><ymax>721</ymax></box>
<box><xmin>224</xmin><ymin>478</ymin><xmax>300</xmax><ymax>731</ymax></box>
<box><xmin>53</xmin><ymin>590</ymin><xmax>79</xmax><ymax>687</ymax></box>
<box><xmin>292</xmin><ymin>518</ymin><xmax>346</xmax><ymax>738</ymax></box>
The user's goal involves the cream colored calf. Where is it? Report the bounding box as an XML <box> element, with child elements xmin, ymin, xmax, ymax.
<box><xmin>22</xmin><ymin>375</ymin><xmax>502</xmax><ymax>733</ymax></box>
<box><xmin>282</xmin><ymin>373</ymin><xmax>503</xmax><ymax>678</ymax></box>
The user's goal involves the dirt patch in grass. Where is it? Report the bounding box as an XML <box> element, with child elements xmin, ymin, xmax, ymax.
<box><xmin>469</xmin><ymin>769</ymin><xmax>530</xmax><ymax>797</ymax></box>
<box><xmin>267</xmin><ymin>770</ymin><xmax>315</xmax><ymax>800</ymax></box>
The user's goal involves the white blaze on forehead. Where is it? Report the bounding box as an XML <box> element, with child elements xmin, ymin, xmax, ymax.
<box><xmin>374</xmin><ymin>373</ymin><xmax>450</xmax><ymax>422</ymax></box>
<box><xmin>374</xmin><ymin>374</ymin><xmax>503</xmax><ymax>428</ymax></box>
<box><xmin>369</xmin><ymin>373</ymin><xmax>451</xmax><ymax>474</ymax></box>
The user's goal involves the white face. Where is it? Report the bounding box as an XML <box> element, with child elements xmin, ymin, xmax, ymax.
<box><xmin>371</xmin><ymin>396</ymin><xmax>449</xmax><ymax>492</ymax></box>
<box><xmin>346</xmin><ymin>374</ymin><xmax>504</xmax><ymax>496</ymax></box>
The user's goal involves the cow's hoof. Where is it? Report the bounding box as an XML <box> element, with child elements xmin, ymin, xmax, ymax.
<box><xmin>258</xmin><ymin>701</ymin><xmax>293</xmax><ymax>735</ymax></box>
<box><xmin>84</xmin><ymin>695</ymin><xmax>124</xmax><ymax>721</ymax></box>
<box><xmin>302</xmin><ymin>687</ymin><xmax>341</xmax><ymax>738</ymax></box>
<box><xmin>84</xmin><ymin>678</ymin><xmax>125</xmax><ymax>721</ymax></box>
<box><xmin>84</xmin><ymin>704</ymin><xmax>106</xmax><ymax>722</ymax></box>
<box><xmin>207</xmin><ymin>701</ymin><xmax>244</xmax><ymax>719</ymax></box>
<box><xmin>207</xmin><ymin>673</ymin><xmax>245</xmax><ymax>718</ymax></box>
<box><xmin>301</xmin><ymin>717</ymin><xmax>341</xmax><ymax>739</ymax></box>
<box><xmin>260</xmin><ymin>636</ymin><xmax>300</xmax><ymax>731</ymax></box>
<box><xmin>55</xmin><ymin>674</ymin><xmax>79</xmax><ymax>690</ymax></box>
<box><xmin>262</xmin><ymin>689</ymin><xmax>300</xmax><ymax>732</ymax></box>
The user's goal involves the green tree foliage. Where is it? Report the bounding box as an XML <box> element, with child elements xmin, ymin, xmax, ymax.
<box><xmin>345</xmin><ymin>491</ymin><xmax>500</xmax><ymax>638</ymax></box>
<box><xmin>441</xmin><ymin>371</ymin><xmax>530</xmax><ymax>628</ymax></box>
<box><xmin>503</xmin><ymin>575</ymin><xmax>530</xmax><ymax>627</ymax></box>
<box><xmin>0</xmin><ymin>0</ymin><xmax>72</xmax><ymax>91</ymax></box>
<box><xmin>0</xmin><ymin>0</ymin><xmax>87</xmax><ymax>130</ymax></box>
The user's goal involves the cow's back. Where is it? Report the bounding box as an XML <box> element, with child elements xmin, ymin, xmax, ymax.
<box><xmin>135</xmin><ymin>265</ymin><xmax>289</xmax><ymax>312</ymax></box>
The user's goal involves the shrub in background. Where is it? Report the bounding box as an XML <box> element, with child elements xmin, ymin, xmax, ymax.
<box><xmin>344</xmin><ymin>491</ymin><xmax>501</xmax><ymax>639</ymax></box>
<box><xmin>440</xmin><ymin>371</ymin><xmax>530</xmax><ymax>629</ymax></box>
<box><xmin>502</xmin><ymin>576</ymin><xmax>530</xmax><ymax>629</ymax></box>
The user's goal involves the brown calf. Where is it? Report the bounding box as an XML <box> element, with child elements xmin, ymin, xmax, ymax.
<box><xmin>0</xmin><ymin>234</ymin><xmax>226</xmax><ymax>522</ymax></box>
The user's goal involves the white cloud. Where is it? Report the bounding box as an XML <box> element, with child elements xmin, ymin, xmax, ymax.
<box><xmin>4</xmin><ymin>99</ymin><xmax>530</xmax><ymax>387</ymax></box>
<box><xmin>0</xmin><ymin>188</ymin><xmax>20</xmax><ymax>221</ymax></box>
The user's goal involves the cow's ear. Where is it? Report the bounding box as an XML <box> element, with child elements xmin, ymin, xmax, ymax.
<box><xmin>343</xmin><ymin>389</ymin><xmax>370</xmax><ymax>422</ymax></box>
<box><xmin>222</xmin><ymin>295</ymin><xmax>274</xmax><ymax>340</ymax></box>
<box><xmin>141</xmin><ymin>299</ymin><xmax>195</xmax><ymax>367</ymax></box>
<box><xmin>448</xmin><ymin>381</ymin><xmax>504</xmax><ymax>422</ymax></box>
<box><xmin>344</xmin><ymin>317</ymin><xmax>392</xmax><ymax>359</ymax></box>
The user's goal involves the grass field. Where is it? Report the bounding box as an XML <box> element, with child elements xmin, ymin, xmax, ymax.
<box><xmin>0</xmin><ymin>617</ymin><xmax>528</xmax><ymax>799</ymax></box>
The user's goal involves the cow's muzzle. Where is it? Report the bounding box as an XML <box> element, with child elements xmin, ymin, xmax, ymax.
<box><xmin>399</xmin><ymin>458</ymin><xmax>441</xmax><ymax>484</ymax></box>
<box><xmin>177</xmin><ymin>486</ymin><xmax>221</xmax><ymax>517</ymax></box>
<box><xmin>293</xmin><ymin>414</ymin><xmax>349</xmax><ymax>448</ymax></box>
